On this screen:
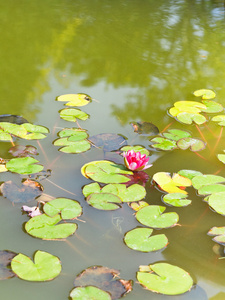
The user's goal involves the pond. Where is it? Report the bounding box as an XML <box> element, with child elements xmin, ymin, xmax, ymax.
<box><xmin>1</xmin><ymin>0</ymin><xmax>225</xmax><ymax>299</ymax></box>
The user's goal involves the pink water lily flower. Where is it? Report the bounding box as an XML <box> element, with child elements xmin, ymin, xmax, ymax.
<box><xmin>22</xmin><ymin>205</ymin><xmax>42</xmax><ymax>217</ymax></box>
<box><xmin>122</xmin><ymin>150</ymin><xmax>152</xmax><ymax>171</ymax></box>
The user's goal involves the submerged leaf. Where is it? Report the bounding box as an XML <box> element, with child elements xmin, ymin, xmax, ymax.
<box><xmin>89</xmin><ymin>133</ymin><xmax>127</xmax><ymax>151</ymax></box>
<box><xmin>0</xmin><ymin>114</ymin><xmax>29</xmax><ymax>124</ymax></box>
<box><xmin>137</xmin><ymin>262</ymin><xmax>193</xmax><ymax>295</ymax></box>
<box><xmin>11</xmin><ymin>251</ymin><xmax>61</xmax><ymax>281</ymax></box>
<box><xmin>0</xmin><ymin>250</ymin><xmax>17</xmax><ymax>280</ymax></box>
<box><xmin>9</xmin><ymin>145</ymin><xmax>38</xmax><ymax>157</ymax></box>
<box><xmin>131</xmin><ymin>121</ymin><xmax>159</xmax><ymax>136</ymax></box>
<box><xmin>124</xmin><ymin>227</ymin><xmax>168</xmax><ymax>252</ymax></box>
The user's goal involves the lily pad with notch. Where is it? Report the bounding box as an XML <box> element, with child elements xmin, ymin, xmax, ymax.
<box><xmin>43</xmin><ymin>198</ymin><xmax>82</xmax><ymax>219</ymax></box>
<box><xmin>89</xmin><ymin>133</ymin><xmax>127</xmax><ymax>152</ymax></box>
<box><xmin>192</xmin><ymin>174</ymin><xmax>225</xmax><ymax>190</ymax></box>
<box><xmin>150</xmin><ymin>137</ymin><xmax>177</xmax><ymax>151</ymax></box>
<box><xmin>86</xmin><ymin>193</ymin><xmax>122</xmax><ymax>210</ymax></box>
<box><xmin>124</xmin><ymin>227</ymin><xmax>168</xmax><ymax>252</ymax></box>
<box><xmin>201</xmin><ymin>100</ymin><xmax>223</xmax><ymax>113</ymax></box>
<box><xmin>56</xmin><ymin>93</ymin><xmax>92</xmax><ymax>107</ymax></box>
<box><xmin>208</xmin><ymin>226</ymin><xmax>225</xmax><ymax>245</ymax></box>
<box><xmin>177</xmin><ymin>137</ymin><xmax>206</xmax><ymax>152</ymax></box>
<box><xmin>73</xmin><ymin>266</ymin><xmax>132</xmax><ymax>300</ymax></box>
<box><xmin>198</xmin><ymin>184</ymin><xmax>225</xmax><ymax>196</ymax></box>
<box><xmin>207</xmin><ymin>191</ymin><xmax>225</xmax><ymax>215</ymax></box>
<box><xmin>21</xmin><ymin>123</ymin><xmax>49</xmax><ymax>140</ymax></box>
<box><xmin>163</xmin><ymin>129</ymin><xmax>191</xmax><ymax>141</ymax></box>
<box><xmin>58</xmin><ymin>128</ymin><xmax>88</xmax><ymax>140</ymax></box>
<box><xmin>193</xmin><ymin>89</ymin><xmax>216</xmax><ymax>100</ymax></box>
<box><xmin>54</xmin><ymin>137</ymin><xmax>91</xmax><ymax>154</ymax></box>
<box><xmin>136</xmin><ymin>205</ymin><xmax>179</xmax><ymax>229</ymax></box>
<box><xmin>137</xmin><ymin>262</ymin><xmax>193</xmax><ymax>295</ymax></box>
<box><xmin>11</xmin><ymin>250</ymin><xmax>61</xmax><ymax>281</ymax></box>
<box><xmin>0</xmin><ymin>250</ymin><xmax>17</xmax><ymax>280</ymax></box>
<box><xmin>6</xmin><ymin>157</ymin><xmax>44</xmax><ymax>175</ymax></box>
<box><xmin>59</xmin><ymin>108</ymin><xmax>89</xmax><ymax>122</ymax></box>
<box><xmin>178</xmin><ymin>169</ymin><xmax>203</xmax><ymax>180</ymax></box>
<box><xmin>162</xmin><ymin>193</ymin><xmax>191</xmax><ymax>207</ymax></box>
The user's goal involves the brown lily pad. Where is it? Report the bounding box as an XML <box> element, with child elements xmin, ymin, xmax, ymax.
<box><xmin>89</xmin><ymin>133</ymin><xmax>127</xmax><ymax>152</ymax></box>
<box><xmin>131</xmin><ymin>121</ymin><xmax>159</xmax><ymax>136</ymax></box>
<box><xmin>0</xmin><ymin>250</ymin><xmax>17</xmax><ymax>280</ymax></box>
<box><xmin>74</xmin><ymin>266</ymin><xmax>133</xmax><ymax>300</ymax></box>
<box><xmin>9</xmin><ymin>145</ymin><xmax>38</xmax><ymax>157</ymax></box>
<box><xmin>1</xmin><ymin>179</ymin><xmax>43</xmax><ymax>203</ymax></box>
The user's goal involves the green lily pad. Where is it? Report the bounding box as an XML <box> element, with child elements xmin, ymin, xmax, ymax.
<box><xmin>59</xmin><ymin>140</ymin><xmax>91</xmax><ymax>154</ymax></box>
<box><xmin>201</xmin><ymin>100</ymin><xmax>223</xmax><ymax>113</ymax></box>
<box><xmin>81</xmin><ymin>161</ymin><xmax>132</xmax><ymax>184</ymax></box>
<box><xmin>43</xmin><ymin>198</ymin><xmax>82</xmax><ymax>219</ymax></box>
<box><xmin>21</xmin><ymin>123</ymin><xmax>49</xmax><ymax>139</ymax></box>
<box><xmin>163</xmin><ymin>193</ymin><xmax>191</xmax><ymax>207</ymax></box>
<box><xmin>0</xmin><ymin>122</ymin><xmax>27</xmax><ymax>139</ymax></box>
<box><xmin>0</xmin><ymin>250</ymin><xmax>17</xmax><ymax>280</ymax></box>
<box><xmin>58</xmin><ymin>128</ymin><xmax>88</xmax><ymax>140</ymax></box>
<box><xmin>212</xmin><ymin>115</ymin><xmax>225</xmax><ymax>126</ymax></box>
<box><xmin>177</xmin><ymin>137</ymin><xmax>206</xmax><ymax>151</ymax></box>
<box><xmin>124</xmin><ymin>227</ymin><xmax>168</xmax><ymax>252</ymax></box>
<box><xmin>193</xmin><ymin>89</ymin><xmax>216</xmax><ymax>99</ymax></box>
<box><xmin>163</xmin><ymin>129</ymin><xmax>191</xmax><ymax>141</ymax></box>
<box><xmin>198</xmin><ymin>184</ymin><xmax>225</xmax><ymax>195</ymax></box>
<box><xmin>87</xmin><ymin>193</ymin><xmax>122</xmax><ymax>210</ymax></box>
<box><xmin>56</xmin><ymin>93</ymin><xmax>92</xmax><ymax>107</ymax></box>
<box><xmin>176</xmin><ymin>112</ymin><xmax>206</xmax><ymax>125</ymax></box>
<box><xmin>207</xmin><ymin>191</ymin><xmax>225</xmax><ymax>215</ymax></box>
<box><xmin>150</xmin><ymin>137</ymin><xmax>177</xmax><ymax>151</ymax></box>
<box><xmin>6</xmin><ymin>157</ymin><xmax>44</xmax><ymax>175</ymax></box>
<box><xmin>137</xmin><ymin>262</ymin><xmax>193</xmax><ymax>295</ymax></box>
<box><xmin>0</xmin><ymin>131</ymin><xmax>12</xmax><ymax>141</ymax></box>
<box><xmin>192</xmin><ymin>174</ymin><xmax>225</xmax><ymax>190</ymax></box>
<box><xmin>136</xmin><ymin>205</ymin><xmax>179</xmax><ymax>229</ymax></box>
<box><xmin>11</xmin><ymin>251</ymin><xmax>61</xmax><ymax>281</ymax></box>
<box><xmin>208</xmin><ymin>226</ymin><xmax>225</xmax><ymax>245</ymax></box>
<box><xmin>178</xmin><ymin>169</ymin><xmax>203</xmax><ymax>180</ymax></box>
<box><xmin>25</xmin><ymin>214</ymin><xmax>77</xmax><ymax>239</ymax></box>
<box><xmin>60</xmin><ymin>108</ymin><xmax>89</xmax><ymax>122</ymax></box>
<box><xmin>120</xmin><ymin>145</ymin><xmax>149</xmax><ymax>156</ymax></box>
<box><xmin>218</xmin><ymin>153</ymin><xmax>225</xmax><ymax>164</ymax></box>
<box><xmin>70</xmin><ymin>286</ymin><xmax>111</xmax><ymax>300</ymax></box>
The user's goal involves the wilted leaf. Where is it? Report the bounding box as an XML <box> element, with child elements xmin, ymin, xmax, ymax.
<box><xmin>1</xmin><ymin>180</ymin><xmax>43</xmax><ymax>203</ymax></box>
<box><xmin>9</xmin><ymin>145</ymin><xmax>38</xmax><ymax>157</ymax></box>
<box><xmin>11</xmin><ymin>251</ymin><xmax>61</xmax><ymax>281</ymax></box>
<box><xmin>131</xmin><ymin>121</ymin><xmax>159</xmax><ymax>136</ymax></box>
<box><xmin>89</xmin><ymin>133</ymin><xmax>127</xmax><ymax>151</ymax></box>
<box><xmin>193</xmin><ymin>89</ymin><xmax>216</xmax><ymax>99</ymax></box>
<box><xmin>56</xmin><ymin>93</ymin><xmax>92</xmax><ymax>107</ymax></box>
<box><xmin>0</xmin><ymin>250</ymin><xmax>17</xmax><ymax>280</ymax></box>
<box><xmin>137</xmin><ymin>262</ymin><xmax>193</xmax><ymax>295</ymax></box>
<box><xmin>124</xmin><ymin>227</ymin><xmax>168</xmax><ymax>252</ymax></box>
<box><xmin>74</xmin><ymin>266</ymin><xmax>132</xmax><ymax>300</ymax></box>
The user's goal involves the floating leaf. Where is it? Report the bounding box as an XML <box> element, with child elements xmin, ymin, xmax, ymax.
<box><xmin>70</xmin><ymin>286</ymin><xmax>111</xmax><ymax>300</ymax></box>
<box><xmin>87</xmin><ymin>193</ymin><xmax>122</xmax><ymax>210</ymax></box>
<box><xmin>21</xmin><ymin>123</ymin><xmax>49</xmax><ymax>139</ymax></box>
<box><xmin>9</xmin><ymin>145</ymin><xmax>38</xmax><ymax>157</ymax></box>
<box><xmin>0</xmin><ymin>164</ymin><xmax>7</xmax><ymax>172</ymax></box>
<box><xmin>44</xmin><ymin>198</ymin><xmax>82</xmax><ymax>219</ymax></box>
<box><xmin>54</xmin><ymin>138</ymin><xmax>91</xmax><ymax>154</ymax></box>
<box><xmin>120</xmin><ymin>145</ymin><xmax>149</xmax><ymax>156</ymax></box>
<box><xmin>0</xmin><ymin>250</ymin><xmax>17</xmax><ymax>280</ymax></box>
<box><xmin>192</xmin><ymin>174</ymin><xmax>225</xmax><ymax>190</ymax></box>
<box><xmin>0</xmin><ymin>122</ymin><xmax>27</xmax><ymax>139</ymax></box>
<box><xmin>201</xmin><ymin>100</ymin><xmax>223</xmax><ymax>113</ymax></box>
<box><xmin>163</xmin><ymin>129</ymin><xmax>191</xmax><ymax>141</ymax></box>
<box><xmin>74</xmin><ymin>266</ymin><xmax>132</xmax><ymax>300</ymax></box>
<box><xmin>1</xmin><ymin>179</ymin><xmax>43</xmax><ymax>203</ymax></box>
<box><xmin>208</xmin><ymin>226</ymin><xmax>225</xmax><ymax>245</ymax></box>
<box><xmin>178</xmin><ymin>169</ymin><xmax>203</xmax><ymax>180</ymax></box>
<box><xmin>136</xmin><ymin>205</ymin><xmax>179</xmax><ymax>228</ymax></box>
<box><xmin>193</xmin><ymin>89</ymin><xmax>216</xmax><ymax>99</ymax></box>
<box><xmin>176</xmin><ymin>112</ymin><xmax>206</xmax><ymax>125</ymax></box>
<box><xmin>198</xmin><ymin>184</ymin><xmax>225</xmax><ymax>195</ymax></box>
<box><xmin>131</xmin><ymin>121</ymin><xmax>159</xmax><ymax>136</ymax></box>
<box><xmin>25</xmin><ymin>214</ymin><xmax>77</xmax><ymax>239</ymax></box>
<box><xmin>207</xmin><ymin>191</ymin><xmax>225</xmax><ymax>215</ymax></box>
<box><xmin>212</xmin><ymin>115</ymin><xmax>225</xmax><ymax>126</ymax></box>
<box><xmin>218</xmin><ymin>153</ymin><xmax>225</xmax><ymax>164</ymax></box>
<box><xmin>150</xmin><ymin>137</ymin><xmax>177</xmax><ymax>151</ymax></box>
<box><xmin>177</xmin><ymin>137</ymin><xmax>206</xmax><ymax>151</ymax></box>
<box><xmin>11</xmin><ymin>251</ymin><xmax>61</xmax><ymax>281</ymax></box>
<box><xmin>89</xmin><ymin>133</ymin><xmax>127</xmax><ymax>152</ymax></box>
<box><xmin>163</xmin><ymin>193</ymin><xmax>191</xmax><ymax>207</ymax></box>
<box><xmin>60</xmin><ymin>108</ymin><xmax>89</xmax><ymax>122</ymax></box>
<box><xmin>124</xmin><ymin>227</ymin><xmax>168</xmax><ymax>252</ymax></box>
<box><xmin>137</xmin><ymin>262</ymin><xmax>193</xmax><ymax>295</ymax></box>
<box><xmin>153</xmin><ymin>172</ymin><xmax>192</xmax><ymax>194</ymax></box>
<box><xmin>57</xmin><ymin>93</ymin><xmax>92</xmax><ymax>107</ymax></box>
<box><xmin>6</xmin><ymin>157</ymin><xmax>44</xmax><ymax>174</ymax></box>
<box><xmin>81</xmin><ymin>161</ymin><xmax>132</xmax><ymax>184</ymax></box>
<box><xmin>58</xmin><ymin>128</ymin><xmax>88</xmax><ymax>140</ymax></box>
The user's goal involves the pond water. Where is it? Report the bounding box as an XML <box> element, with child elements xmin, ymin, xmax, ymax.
<box><xmin>1</xmin><ymin>0</ymin><xmax>225</xmax><ymax>299</ymax></box>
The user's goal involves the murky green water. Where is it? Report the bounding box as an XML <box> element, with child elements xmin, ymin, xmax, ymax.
<box><xmin>1</xmin><ymin>0</ymin><xmax>225</xmax><ymax>299</ymax></box>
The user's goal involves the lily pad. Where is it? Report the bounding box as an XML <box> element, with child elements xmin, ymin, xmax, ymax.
<box><xmin>207</xmin><ymin>191</ymin><xmax>225</xmax><ymax>215</ymax></box>
<box><xmin>54</xmin><ymin>138</ymin><xmax>91</xmax><ymax>154</ymax></box>
<box><xmin>21</xmin><ymin>123</ymin><xmax>49</xmax><ymax>139</ymax></box>
<box><xmin>162</xmin><ymin>193</ymin><xmax>191</xmax><ymax>207</ymax></box>
<box><xmin>57</xmin><ymin>93</ymin><xmax>92</xmax><ymax>107</ymax></box>
<box><xmin>124</xmin><ymin>227</ymin><xmax>168</xmax><ymax>252</ymax></box>
<box><xmin>81</xmin><ymin>161</ymin><xmax>132</xmax><ymax>184</ymax></box>
<box><xmin>9</xmin><ymin>145</ymin><xmax>38</xmax><ymax>157</ymax></box>
<box><xmin>86</xmin><ymin>193</ymin><xmax>122</xmax><ymax>210</ymax></box>
<box><xmin>212</xmin><ymin>115</ymin><xmax>225</xmax><ymax>126</ymax></box>
<box><xmin>208</xmin><ymin>226</ymin><xmax>225</xmax><ymax>245</ymax></box>
<box><xmin>25</xmin><ymin>214</ymin><xmax>77</xmax><ymax>239</ymax></box>
<box><xmin>178</xmin><ymin>169</ymin><xmax>203</xmax><ymax>180</ymax></box>
<box><xmin>176</xmin><ymin>112</ymin><xmax>206</xmax><ymax>125</ymax></box>
<box><xmin>120</xmin><ymin>145</ymin><xmax>149</xmax><ymax>156</ymax></box>
<box><xmin>150</xmin><ymin>137</ymin><xmax>177</xmax><ymax>151</ymax></box>
<box><xmin>177</xmin><ymin>137</ymin><xmax>206</xmax><ymax>151</ymax></box>
<box><xmin>6</xmin><ymin>157</ymin><xmax>44</xmax><ymax>175</ymax></box>
<box><xmin>89</xmin><ymin>133</ymin><xmax>127</xmax><ymax>152</ymax></box>
<box><xmin>0</xmin><ymin>250</ymin><xmax>17</xmax><ymax>280</ymax></box>
<box><xmin>198</xmin><ymin>184</ymin><xmax>225</xmax><ymax>195</ymax></box>
<box><xmin>136</xmin><ymin>205</ymin><xmax>179</xmax><ymax>228</ymax></box>
<box><xmin>153</xmin><ymin>172</ymin><xmax>192</xmax><ymax>194</ymax></box>
<box><xmin>74</xmin><ymin>266</ymin><xmax>132</xmax><ymax>300</ymax></box>
<box><xmin>43</xmin><ymin>198</ymin><xmax>82</xmax><ymax>219</ymax></box>
<box><xmin>60</xmin><ymin>108</ymin><xmax>89</xmax><ymax>122</ymax></box>
<box><xmin>193</xmin><ymin>89</ymin><xmax>216</xmax><ymax>99</ymax></box>
<box><xmin>192</xmin><ymin>174</ymin><xmax>225</xmax><ymax>190</ymax></box>
<box><xmin>137</xmin><ymin>262</ymin><xmax>193</xmax><ymax>295</ymax></box>
<box><xmin>0</xmin><ymin>122</ymin><xmax>27</xmax><ymax>139</ymax></box>
<box><xmin>11</xmin><ymin>251</ymin><xmax>61</xmax><ymax>281</ymax></box>
<box><xmin>58</xmin><ymin>128</ymin><xmax>88</xmax><ymax>140</ymax></box>
<box><xmin>128</xmin><ymin>201</ymin><xmax>149</xmax><ymax>211</ymax></box>
<box><xmin>70</xmin><ymin>286</ymin><xmax>111</xmax><ymax>300</ymax></box>
<box><xmin>201</xmin><ymin>100</ymin><xmax>223</xmax><ymax>113</ymax></box>
<box><xmin>131</xmin><ymin>121</ymin><xmax>159</xmax><ymax>136</ymax></box>
<box><xmin>1</xmin><ymin>180</ymin><xmax>43</xmax><ymax>203</ymax></box>
<box><xmin>218</xmin><ymin>153</ymin><xmax>225</xmax><ymax>164</ymax></box>
<box><xmin>163</xmin><ymin>129</ymin><xmax>191</xmax><ymax>141</ymax></box>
